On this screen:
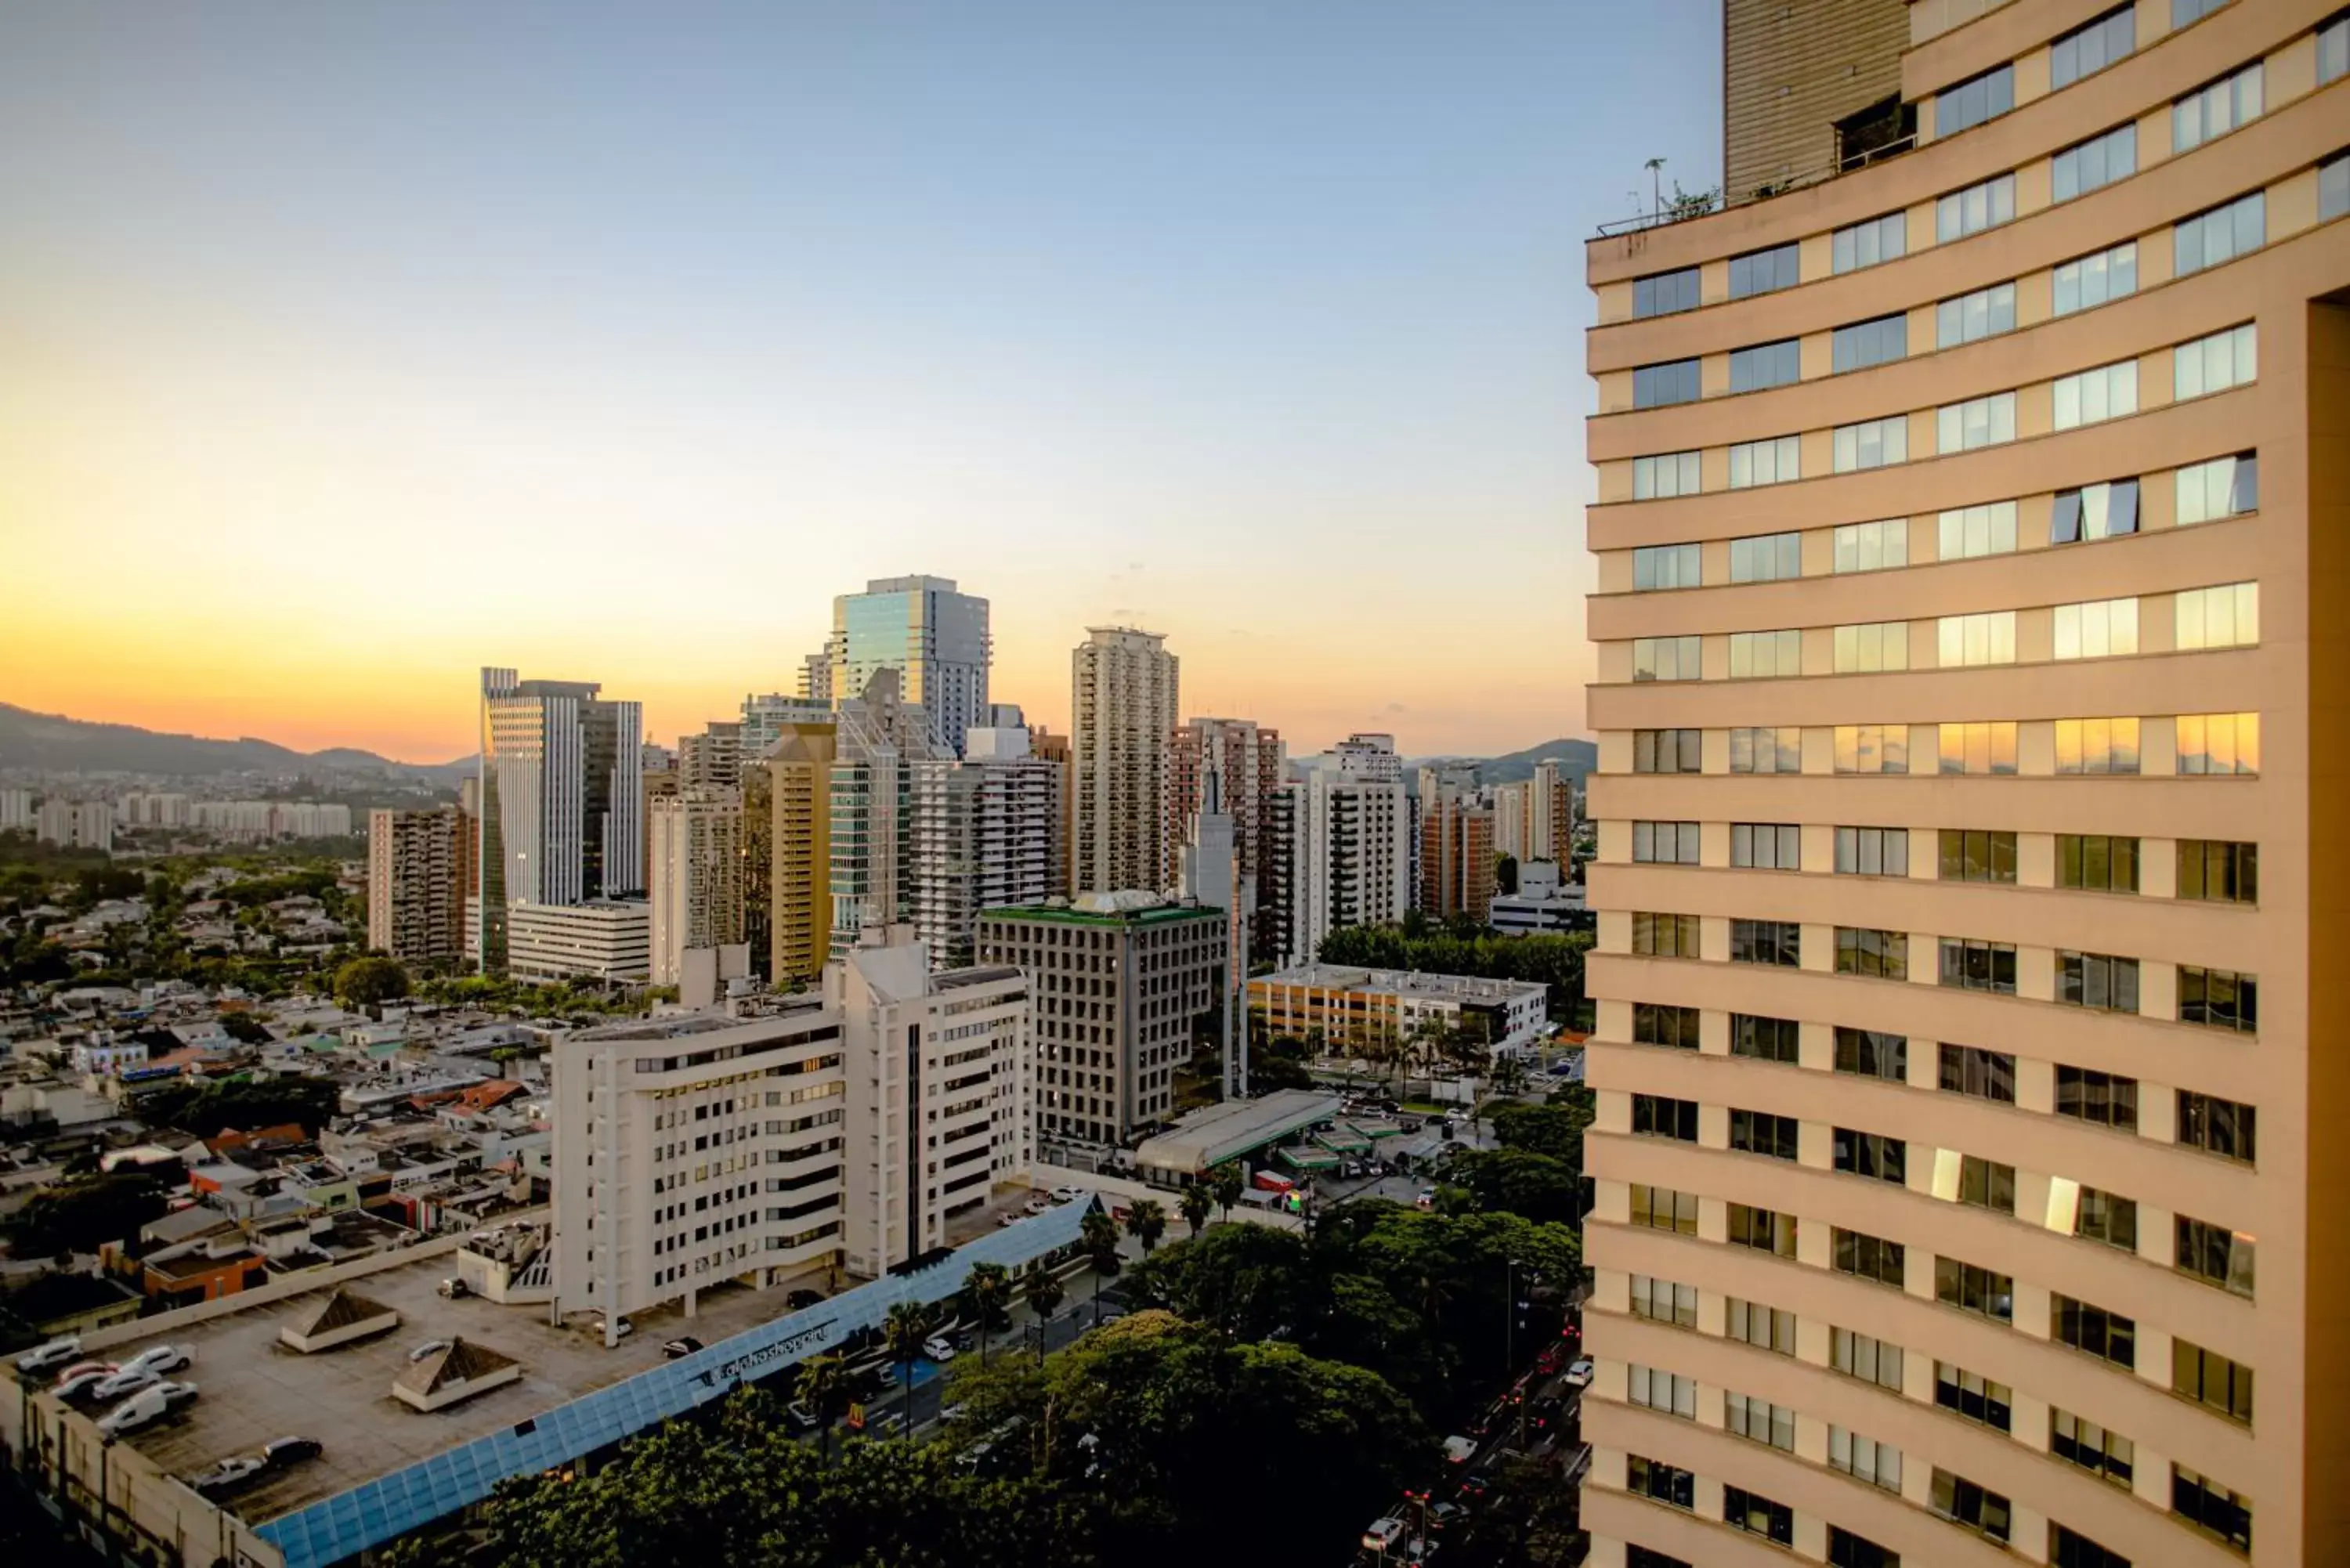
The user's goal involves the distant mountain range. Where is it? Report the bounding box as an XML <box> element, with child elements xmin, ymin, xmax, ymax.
<box><xmin>0</xmin><ymin>703</ymin><xmax>472</xmax><ymax>784</ymax></box>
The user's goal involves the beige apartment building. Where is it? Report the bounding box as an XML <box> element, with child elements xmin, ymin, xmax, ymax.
<box><xmin>1580</xmin><ymin>3</ymin><xmax>2348</xmax><ymax>1566</ymax></box>
<box><xmin>366</xmin><ymin>807</ymin><xmax>465</xmax><ymax>964</ymax></box>
<box><xmin>1072</xmin><ymin>627</ymin><xmax>1180</xmax><ymax>894</ymax></box>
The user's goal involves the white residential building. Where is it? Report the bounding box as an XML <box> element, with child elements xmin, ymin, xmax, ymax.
<box><xmin>908</xmin><ymin>724</ymin><xmax>1058</xmax><ymax>970</ymax></box>
<box><xmin>828</xmin><ymin>667</ymin><xmax>936</xmax><ymax>946</ymax></box>
<box><xmin>1280</xmin><ymin>733</ymin><xmax>1410</xmax><ymax>966</ymax></box>
<box><xmin>36</xmin><ymin>798</ymin><xmax>113</xmax><ymax>852</ymax></box>
<box><xmin>648</xmin><ymin>788</ymin><xmax>744</xmax><ymax>987</ymax></box>
<box><xmin>505</xmin><ymin>900</ymin><xmax>652</xmax><ymax>985</ymax></box>
<box><xmin>1072</xmin><ymin>626</ymin><xmax>1178</xmax><ymax>895</ymax></box>
<box><xmin>1487</xmin><ymin>858</ymin><xmax>1590</xmax><ymax>936</ymax></box>
<box><xmin>551</xmin><ymin>1004</ymin><xmax>847</xmax><ymax>1331</ymax></box>
<box><xmin>830</xmin><ymin>927</ymin><xmax>1034</xmax><ymax>1277</ymax></box>
<box><xmin>0</xmin><ymin>788</ymin><xmax>31</xmax><ymax>832</ymax></box>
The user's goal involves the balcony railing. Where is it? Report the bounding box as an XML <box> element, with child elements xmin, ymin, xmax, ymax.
<box><xmin>1592</xmin><ymin>104</ymin><xmax>1917</xmax><ymax>240</ymax></box>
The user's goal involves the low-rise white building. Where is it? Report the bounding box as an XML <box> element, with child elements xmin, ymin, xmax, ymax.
<box><xmin>1488</xmin><ymin>859</ymin><xmax>1591</xmax><ymax>936</ymax></box>
<box><xmin>1248</xmin><ymin>962</ymin><xmax>1550</xmax><ymax>1053</ymax></box>
<box><xmin>505</xmin><ymin>900</ymin><xmax>652</xmax><ymax>985</ymax></box>
<box><xmin>552</xmin><ymin>1003</ymin><xmax>847</xmax><ymax>1334</ymax></box>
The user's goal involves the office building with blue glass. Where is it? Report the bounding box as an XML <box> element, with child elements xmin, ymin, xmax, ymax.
<box><xmin>826</xmin><ymin>576</ymin><xmax>991</xmax><ymax>758</ymax></box>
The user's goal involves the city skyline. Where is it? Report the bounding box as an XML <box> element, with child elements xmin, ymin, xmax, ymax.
<box><xmin>0</xmin><ymin>0</ymin><xmax>1723</xmax><ymax>763</ymax></box>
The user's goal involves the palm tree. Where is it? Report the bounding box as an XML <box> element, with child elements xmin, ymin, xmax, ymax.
<box><xmin>1178</xmin><ymin>1183</ymin><xmax>1213</xmax><ymax>1239</ymax></box>
<box><xmin>1023</xmin><ymin>1261</ymin><xmax>1065</xmax><ymax>1324</ymax></box>
<box><xmin>881</xmin><ymin>1301</ymin><xmax>933</xmax><ymax>1436</ymax></box>
<box><xmin>962</xmin><ymin>1262</ymin><xmax>1012</xmax><ymax>1367</ymax></box>
<box><xmin>796</xmin><ymin>1353</ymin><xmax>849</xmax><ymax>1461</ymax></box>
<box><xmin>1080</xmin><ymin>1209</ymin><xmax>1120</xmax><ymax>1274</ymax></box>
<box><xmin>1126</xmin><ymin>1199</ymin><xmax>1167</xmax><ymax>1255</ymax></box>
<box><xmin>1209</xmin><ymin>1163</ymin><xmax>1245</xmax><ymax>1222</ymax></box>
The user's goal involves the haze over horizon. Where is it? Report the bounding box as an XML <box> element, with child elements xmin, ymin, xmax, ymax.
<box><xmin>1</xmin><ymin>0</ymin><xmax>1719</xmax><ymax>760</ymax></box>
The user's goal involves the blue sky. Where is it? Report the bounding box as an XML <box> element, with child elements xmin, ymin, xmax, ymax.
<box><xmin>2</xmin><ymin>0</ymin><xmax>1720</xmax><ymax>760</ymax></box>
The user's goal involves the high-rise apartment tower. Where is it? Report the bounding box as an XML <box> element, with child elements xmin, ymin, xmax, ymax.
<box><xmin>1072</xmin><ymin>627</ymin><xmax>1179</xmax><ymax>894</ymax></box>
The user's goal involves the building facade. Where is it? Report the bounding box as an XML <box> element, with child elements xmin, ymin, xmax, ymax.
<box><xmin>1416</xmin><ymin>764</ymin><xmax>1497</xmax><ymax>927</ymax></box>
<box><xmin>909</xmin><ymin>725</ymin><xmax>1059</xmax><ymax>970</ymax></box>
<box><xmin>978</xmin><ymin>894</ymin><xmax>1223</xmax><ymax>1147</ymax></box>
<box><xmin>829</xmin><ymin>669</ymin><xmax>934</xmax><ymax>948</ymax></box>
<box><xmin>551</xmin><ymin>1006</ymin><xmax>846</xmax><ymax>1328</ymax></box>
<box><xmin>828</xmin><ymin>928</ymin><xmax>1035</xmax><ymax>1276</ymax></box>
<box><xmin>367</xmin><ymin>807</ymin><xmax>465</xmax><ymax>964</ymax></box>
<box><xmin>828</xmin><ymin>575</ymin><xmax>990</xmax><ymax>757</ymax></box>
<box><xmin>1282</xmin><ymin>733</ymin><xmax>1413</xmax><ymax>966</ymax></box>
<box><xmin>1488</xmin><ymin>858</ymin><xmax>1592</xmax><ymax>936</ymax></box>
<box><xmin>1580</xmin><ymin>4</ymin><xmax>2348</xmax><ymax>1565</ymax></box>
<box><xmin>648</xmin><ymin>788</ymin><xmax>744</xmax><ymax>988</ymax></box>
<box><xmin>1723</xmin><ymin>0</ymin><xmax>1911</xmax><ymax>208</ymax></box>
<box><xmin>0</xmin><ymin>787</ymin><xmax>31</xmax><ymax>832</ymax></box>
<box><xmin>1248</xmin><ymin>963</ymin><xmax>1549</xmax><ymax>1054</ymax></box>
<box><xmin>476</xmin><ymin>667</ymin><xmax>643</xmax><ymax>970</ymax></box>
<box><xmin>765</xmin><ymin>719</ymin><xmax>837</xmax><ymax>982</ymax></box>
<box><xmin>1071</xmin><ymin>627</ymin><xmax>1179</xmax><ymax>895</ymax></box>
<box><xmin>503</xmin><ymin>900</ymin><xmax>650</xmax><ymax>985</ymax></box>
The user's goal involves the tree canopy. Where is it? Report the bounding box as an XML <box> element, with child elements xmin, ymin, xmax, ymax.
<box><xmin>137</xmin><ymin>1075</ymin><xmax>342</xmax><ymax>1139</ymax></box>
<box><xmin>2</xmin><ymin>1170</ymin><xmax>169</xmax><ymax>1258</ymax></box>
<box><xmin>1316</xmin><ymin>923</ymin><xmax>1592</xmax><ymax>1019</ymax></box>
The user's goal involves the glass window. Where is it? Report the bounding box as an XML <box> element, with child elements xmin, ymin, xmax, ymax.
<box><xmin>2178</xmin><ymin>839</ymin><xmax>2259</xmax><ymax>903</ymax></box>
<box><xmin>2051</xmin><ymin>1410</ymin><xmax>2135</xmax><ymax>1487</ymax></box>
<box><xmin>2057</xmin><ymin>833</ymin><xmax>2139</xmax><ymax>892</ymax></box>
<box><xmin>1936</xmin><ymin>282</ymin><xmax>2015</xmax><ymax>347</ymax></box>
<box><xmin>1632</xmin><ymin>912</ymin><xmax>1701</xmax><ymax>956</ymax></box>
<box><xmin>2050</xmin><ymin>479</ymin><xmax>2138</xmax><ymax>544</ymax></box>
<box><xmin>1728</xmin><ymin>628</ymin><xmax>1802</xmax><ymax>678</ymax></box>
<box><xmin>1936</xmin><ymin>174</ymin><xmax>2016</xmax><ymax>241</ymax></box>
<box><xmin>2055</xmin><ymin>717</ymin><xmax>2141</xmax><ymax>775</ymax></box>
<box><xmin>1727</xmin><ymin>435</ymin><xmax>1801</xmax><ymax>488</ymax></box>
<box><xmin>1724</xmin><ymin>1392</ymin><xmax>1796</xmax><ymax>1451</ymax></box>
<box><xmin>1632</xmin><ymin>543</ymin><xmax>1701</xmax><ymax>591</ymax></box>
<box><xmin>1630</xmin><ymin>635</ymin><xmax>1701</xmax><ymax>681</ymax></box>
<box><xmin>1630</xmin><ymin>1182</ymin><xmax>1700</xmax><ymax>1229</ymax></box>
<box><xmin>1937</xmin><ymin>1258</ymin><xmax>2014</xmax><ymax>1322</ymax></box>
<box><xmin>2176</xmin><ymin>452</ymin><xmax>2258</xmax><ymax>524</ymax></box>
<box><xmin>1730</xmin><ymin>919</ymin><xmax>1800</xmax><ymax>966</ymax></box>
<box><xmin>1632</xmin><ymin>1005</ymin><xmax>1701</xmax><ymax>1052</ymax></box>
<box><xmin>1632</xmin><ymin>359</ymin><xmax>1701</xmax><ymax>409</ymax></box>
<box><xmin>2177</xmin><ymin>711</ymin><xmax>2261</xmax><ymax>775</ymax></box>
<box><xmin>1631</xmin><ymin>820</ymin><xmax>1699</xmax><ymax>864</ymax></box>
<box><xmin>1835</xmin><ymin>826</ymin><xmax>1909</xmax><ymax>876</ymax></box>
<box><xmin>1727</xmin><ymin>1202</ymin><xmax>1797</xmax><ymax>1257</ymax></box>
<box><xmin>1632</xmin><ymin>450</ymin><xmax>1701</xmax><ymax>499</ymax></box>
<box><xmin>1834</xmin><ymin>723</ymin><xmax>1910</xmax><ymax>774</ymax></box>
<box><xmin>2325</xmin><ymin>11</ymin><xmax>2349</xmax><ymax>85</ymax></box>
<box><xmin>1833</xmin><ymin>1227</ymin><xmax>1906</xmax><ymax>1287</ymax></box>
<box><xmin>1937</xmin><ymin>828</ymin><xmax>2016</xmax><ymax>883</ymax></box>
<box><xmin>2173</xmin><ymin>1464</ymin><xmax>2255</xmax><ymax>1555</ymax></box>
<box><xmin>1930</xmin><ymin>1469</ymin><xmax>2013</xmax><ymax>1545</ymax></box>
<box><xmin>1940</xmin><ymin>939</ymin><xmax>2018</xmax><ymax>994</ymax></box>
<box><xmin>2328</xmin><ymin>152</ymin><xmax>2350</xmax><ymax>222</ymax></box>
<box><xmin>2173</xmin><ymin>1342</ymin><xmax>2255</xmax><ymax>1425</ymax></box>
<box><xmin>1632</xmin><ymin>267</ymin><xmax>1700</xmax><ymax>319</ymax></box>
<box><xmin>1729</xmin><ymin>725</ymin><xmax>1802</xmax><ymax>773</ymax></box>
<box><xmin>1723</xmin><ymin>1483</ymin><xmax>1794</xmax><ymax>1545</ymax></box>
<box><xmin>2053</xmin><ymin>1294</ymin><xmax>2135</xmax><ymax>1367</ymax></box>
<box><xmin>1730</xmin><ymin>1013</ymin><xmax>1800</xmax><ymax>1063</ymax></box>
<box><xmin>2177</xmin><ymin>1214</ymin><xmax>2256</xmax><ymax>1296</ymax></box>
<box><xmin>2053</xmin><ymin>596</ymin><xmax>2140</xmax><ymax>661</ymax></box>
<box><xmin>2052</xmin><ymin>122</ymin><xmax>2136</xmax><ymax>203</ymax></box>
<box><xmin>1936</xmin><ymin>1360</ymin><xmax>2012</xmax><ymax>1429</ymax></box>
<box><xmin>1633</xmin><ymin>728</ymin><xmax>1702</xmax><ymax>774</ymax></box>
<box><xmin>2173</xmin><ymin>0</ymin><xmax>2230</xmax><ymax>24</ymax></box>
<box><xmin>1835</xmin><ymin>1027</ymin><xmax>1907</xmax><ymax>1080</ymax></box>
<box><xmin>1833</xmin><ymin>314</ymin><xmax>1908</xmax><ymax>373</ymax></box>
<box><xmin>1729</xmin><ymin>822</ymin><xmax>1800</xmax><ymax>869</ymax></box>
<box><xmin>1828</xmin><ymin>1434</ymin><xmax>1902</xmax><ymax>1497</ymax></box>
<box><xmin>2073</xmin><ymin>1185</ymin><xmax>2138</xmax><ymax>1250</ymax></box>
<box><xmin>1834</xmin><ymin>518</ymin><xmax>1908</xmax><ymax>573</ymax></box>
<box><xmin>1626</xmin><ymin>1364</ymin><xmax>1698</xmax><ymax>1418</ymax></box>
<box><xmin>1831</xmin><ymin>211</ymin><xmax>1907</xmax><ymax>273</ymax></box>
<box><xmin>1729</xmin><ymin>1108</ymin><xmax>1799</xmax><ymax>1161</ymax></box>
<box><xmin>2051</xmin><ymin>5</ymin><xmax>2135</xmax><ymax>89</ymax></box>
<box><xmin>2057</xmin><ymin>1064</ymin><xmax>2140</xmax><ymax>1129</ymax></box>
<box><xmin>1936</xmin><ymin>64</ymin><xmax>2014</xmax><ymax>137</ymax></box>
<box><xmin>1936</xmin><ymin>610</ymin><xmax>2016</xmax><ymax>667</ymax></box>
<box><xmin>1729</xmin><ymin>531</ymin><xmax>1802</xmax><ymax>582</ymax></box>
<box><xmin>1936</xmin><ymin>391</ymin><xmax>2016</xmax><ymax>451</ymax></box>
<box><xmin>1836</xmin><ymin>927</ymin><xmax>1909</xmax><ymax>980</ymax></box>
<box><xmin>1727</xmin><ymin>242</ymin><xmax>1801</xmax><ymax>299</ymax></box>
<box><xmin>2175</xmin><ymin>193</ymin><xmax>2265</xmax><ymax>276</ymax></box>
<box><xmin>1630</xmin><ymin>1274</ymin><xmax>1698</xmax><ymax>1327</ymax></box>
<box><xmin>2178</xmin><ymin>1089</ymin><xmax>2258</xmax><ymax>1162</ymax></box>
<box><xmin>2052</xmin><ymin>359</ymin><xmax>2138</xmax><ymax>430</ymax></box>
<box><xmin>2180</xmin><ymin>964</ymin><xmax>2259</xmax><ymax>1033</ymax></box>
<box><xmin>2059</xmin><ymin>950</ymin><xmax>2141</xmax><ymax>1012</ymax></box>
<box><xmin>2174</xmin><ymin>63</ymin><xmax>2264</xmax><ymax>153</ymax></box>
<box><xmin>1938</xmin><ymin>500</ymin><xmax>2016</xmax><ymax>559</ymax></box>
<box><xmin>1832</xmin><ymin>1328</ymin><xmax>1905</xmax><ymax>1391</ymax></box>
<box><xmin>2053</xmin><ymin>240</ymin><xmax>2137</xmax><ymax>316</ymax></box>
<box><xmin>1833</xmin><ymin>621</ymin><xmax>1908</xmax><ymax>674</ymax></box>
<box><xmin>1835</xmin><ymin>1127</ymin><xmax>1907</xmax><ymax>1184</ymax></box>
<box><xmin>1729</xmin><ymin>338</ymin><xmax>1801</xmax><ymax>392</ymax></box>
<box><xmin>2175</xmin><ymin>581</ymin><xmax>2260</xmax><ymax>651</ymax></box>
<box><xmin>1834</xmin><ymin>415</ymin><xmax>1908</xmax><ymax>471</ymax></box>
<box><xmin>1631</xmin><ymin>1094</ymin><xmax>1698</xmax><ymax>1141</ymax></box>
<box><xmin>1943</xmin><ymin>1046</ymin><xmax>2016</xmax><ymax>1104</ymax></box>
<box><xmin>1938</xmin><ymin>721</ymin><xmax>2017</xmax><ymax>775</ymax></box>
<box><xmin>1626</xmin><ymin>1454</ymin><xmax>1695</xmax><ymax>1509</ymax></box>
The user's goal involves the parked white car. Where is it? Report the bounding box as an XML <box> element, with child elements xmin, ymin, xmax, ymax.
<box><xmin>90</xmin><ymin>1366</ymin><xmax>164</xmax><ymax>1402</ymax></box>
<box><xmin>1362</xmin><ymin>1516</ymin><xmax>1407</xmax><ymax>1553</ymax></box>
<box><xmin>923</xmin><ymin>1335</ymin><xmax>957</xmax><ymax>1363</ymax></box>
<box><xmin>190</xmin><ymin>1455</ymin><xmax>266</xmax><ymax>1495</ymax></box>
<box><xmin>1048</xmin><ymin>1186</ymin><xmax>1084</xmax><ymax>1204</ymax></box>
<box><xmin>98</xmin><ymin>1381</ymin><xmax>195</xmax><ymax>1437</ymax></box>
<box><xmin>1561</xmin><ymin>1358</ymin><xmax>1595</xmax><ymax>1389</ymax></box>
<box><xmin>15</xmin><ymin>1337</ymin><xmax>81</xmax><ymax>1373</ymax></box>
<box><xmin>119</xmin><ymin>1344</ymin><xmax>192</xmax><ymax>1378</ymax></box>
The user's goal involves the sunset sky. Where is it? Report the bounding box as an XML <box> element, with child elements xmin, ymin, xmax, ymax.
<box><xmin>1</xmin><ymin>1</ymin><xmax>1719</xmax><ymax>764</ymax></box>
